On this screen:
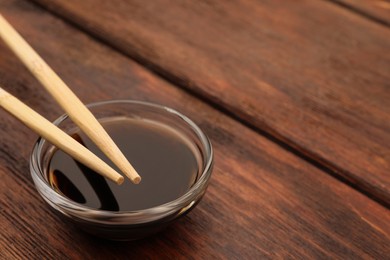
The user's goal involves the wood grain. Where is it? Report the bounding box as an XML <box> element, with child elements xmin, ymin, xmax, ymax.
<box><xmin>0</xmin><ymin>0</ymin><xmax>389</xmax><ymax>258</ymax></box>
<box><xmin>28</xmin><ymin>0</ymin><xmax>390</xmax><ymax>205</ymax></box>
<box><xmin>331</xmin><ymin>0</ymin><xmax>390</xmax><ymax>26</ymax></box>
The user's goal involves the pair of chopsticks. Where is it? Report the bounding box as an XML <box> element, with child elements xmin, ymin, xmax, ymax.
<box><xmin>0</xmin><ymin>14</ymin><xmax>140</xmax><ymax>185</ymax></box>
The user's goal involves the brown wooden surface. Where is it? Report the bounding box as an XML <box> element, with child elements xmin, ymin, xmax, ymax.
<box><xmin>0</xmin><ymin>0</ymin><xmax>389</xmax><ymax>258</ymax></box>
<box><xmin>29</xmin><ymin>0</ymin><xmax>390</xmax><ymax>206</ymax></box>
<box><xmin>332</xmin><ymin>0</ymin><xmax>390</xmax><ymax>26</ymax></box>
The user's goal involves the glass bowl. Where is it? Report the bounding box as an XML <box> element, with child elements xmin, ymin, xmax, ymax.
<box><xmin>30</xmin><ymin>100</ymin><xmax>213</xmax><ymax>240</ymax></box>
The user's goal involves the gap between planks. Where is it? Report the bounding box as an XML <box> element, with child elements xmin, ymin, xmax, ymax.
<box><xmin>326</xmin><ymin>0</ymin><xmax>390</xmax><ymax>27</ymax></box>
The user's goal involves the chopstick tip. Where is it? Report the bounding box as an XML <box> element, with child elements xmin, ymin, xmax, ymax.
<box><xmin>133</xmin><ymin>176</ymin><xmax>141</xmax><ymax>184</ymax></box>
<box><xmin>116</xmin><ymin>176</ymin><xmax>125</xmax><ymax>185</ymax></box>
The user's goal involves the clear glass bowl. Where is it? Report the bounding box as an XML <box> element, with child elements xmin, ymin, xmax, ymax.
<box><xmin>30</xmin><ymin>100</ymin><xmax>213</xmax><ymax>240</ymax></box>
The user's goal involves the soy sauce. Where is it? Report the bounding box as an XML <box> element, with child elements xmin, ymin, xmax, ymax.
<box><xmin>48</xmin><ymin>118</ymin><xmax>200</xmax><ymax>211</ymax></box>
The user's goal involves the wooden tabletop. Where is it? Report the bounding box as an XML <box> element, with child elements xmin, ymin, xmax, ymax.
<box><xmin>0</xmin><ymin>0</ymin><xmax>389</xmax><ymax>258</ymax></box>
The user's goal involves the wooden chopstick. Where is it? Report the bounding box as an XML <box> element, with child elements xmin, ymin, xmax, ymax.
<box><xmin>0</xmin><ymin>14</ymin><xmax>141</xmax><ymax>184</ymax></box>
<box><xmin>0</xmin><ymin>87</ymin><xmax>124</xmax><ymax>185</ymax></box>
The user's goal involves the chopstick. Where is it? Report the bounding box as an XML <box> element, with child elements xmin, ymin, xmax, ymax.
<box><xmin>0</xmin><ymin>14</ymin><xmax>141</xmax><ymax>184</ymax></box>
<box><xmin>0</xmin><ymin>87</ymin><xmax>124</xmax><ymax>185</ymax></box>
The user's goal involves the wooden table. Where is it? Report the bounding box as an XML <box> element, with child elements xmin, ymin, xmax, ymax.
<box><xmin>0</xmin><ymin>0</ymin><xmax>389</xmax><ymax>258</ymax></box>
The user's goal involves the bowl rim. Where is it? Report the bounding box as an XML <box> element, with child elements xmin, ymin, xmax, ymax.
<box><xmin>30</xmin><ymin>100</ymin><xmax>213</xmax><ymax>222</ymax></box>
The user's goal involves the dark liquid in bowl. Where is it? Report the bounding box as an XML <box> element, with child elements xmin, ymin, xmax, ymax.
<box><xmin>48</xmin><ymin>118</ymin><xmax>200</xmax><ymax>211</ymax></box>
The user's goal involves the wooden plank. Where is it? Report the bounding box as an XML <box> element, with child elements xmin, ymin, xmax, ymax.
<box><xmin>0</xmin><ymin>0</ymin><xmax>389</xmax><ymax>258</ymax></box>
<box><xmin>28</xmin><ymin>0</ymin><xmax>390</xmax><ymax>205</ymax></box>
<box><xmin>332</xmin><ymin>0</ymin><xmax>390</xmax><ymax>26</ymax></box>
